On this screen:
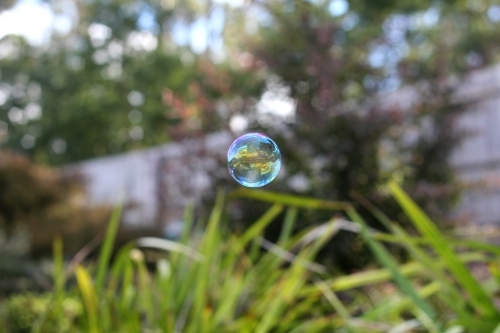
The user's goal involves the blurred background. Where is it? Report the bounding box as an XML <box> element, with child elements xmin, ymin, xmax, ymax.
<box><xmin>1</xmin><ymin>0</ymin><xmax>500</xmax><ymax>294</ymax></box>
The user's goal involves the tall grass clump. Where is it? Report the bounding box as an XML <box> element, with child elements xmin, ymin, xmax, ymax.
<box><xmin>1</xmin><ymin>183</ymin><xmax>500</xmax><ymax>332</ymax></box>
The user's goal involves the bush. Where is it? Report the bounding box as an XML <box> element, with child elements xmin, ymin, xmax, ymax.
<box><xmin>0</xmin><ymin>149</ymin><xmax>111</xmax><ymax>256</ymax></box>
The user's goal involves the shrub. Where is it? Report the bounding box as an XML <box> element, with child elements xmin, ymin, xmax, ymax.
<box><xmin>0</xmin><ymin>149</ymin><xmax>111</xmax><ymax>256</ymax></box>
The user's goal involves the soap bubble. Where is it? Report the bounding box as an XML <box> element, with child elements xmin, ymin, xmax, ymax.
<box><xmin>227</xmin><ymin>133</ymin><xmax>281</xmax><ymax>187</ymax></box>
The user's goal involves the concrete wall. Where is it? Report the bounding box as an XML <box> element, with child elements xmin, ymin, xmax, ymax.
<box><xmin>64</xmin><ymin>131</ymin><xmax>232</xmax><ymax>229</ymax></box>
<box><xmin>379</xmin><ymin>63</ymin><xmax>500</xmax><ymax>224</ymax></box>
<box><xmin>67</xmin><ymin>64</ymin><xmax>500</xmax><ymax>227</ymax></box>
<box><xmin>451</xmin><ymin>66</ymin><xmax>500</xmax><ymax>224</ymax></box>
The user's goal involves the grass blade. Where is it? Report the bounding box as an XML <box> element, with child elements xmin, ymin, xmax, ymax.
<box><xmin>345</xmin><ymin>205</ymin><xmax>437</xmax><ymax>321</ymax></box>
<box><xmin>135</xmin><ymin>237</ymin><xmax>204</xmax><ymax>261</ymax></box>
<box><xmin>95</xmin><ymin>203</ymin><xmax>123</xmax><ymax>292</ymax></box>
<box><xmin>314</xmin><ymin>278</ymin><xmax>351</xmax><ymax>320</ymax></box>
<box><xmin>253</xmin><ymin>218</ymin><xmax>340</xmax><ymax>333</ymax></box>
<box><xmin>278</xmin><ymin>207</ymin><xmax>297</xmax><ymax>246</ymax></box>
<box><xmin>190</xmin><ymin>190</ymin><xmax>225</xmax><ymax>333</ymax></box>
<box><xmin>228</xmin><ymin>188</ymin><xmax>347</xmax><ymax>210</ymax></box>
<box><xmin>180</xmin><ymin>201</ymin><xmax>195</xmax><ymax>244</ymax></box>
<box><xmin>388</xmin><ymin>181</ymin><xmax>499</xmax><ymax>319</ymax></box>
<box><xmin>52</xmin><ymin>236</ymin><xmax>64</xmax><ymax>299</ymax></box>
<box><xmin>75</xmin><ymin>265</ymin><xmax>99</xmax><ymax>333</ymax></box>
<box><xmin>239</xmin><ymin>203</ymin><xmax>283</xmax><ymax>248</ymax></box>
<box><xmin>132</xmin><ymin>250</ymin><xmax>157</xmax><ymax>326</ymax></box>
<box><xmin>351</xmin><ymin>191</ymin><xmax>469</xmax><ymax>317</ymax></box>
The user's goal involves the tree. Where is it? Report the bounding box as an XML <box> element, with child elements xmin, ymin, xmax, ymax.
<box><xmin>0</xmin><ymin>0</ymin><xmax>255</xmax><ymax>165</ymax></box>
<box><xmin>212</xmin><ymin>0</ymin><xmax>500</xmax><ymax>269</ymax></box>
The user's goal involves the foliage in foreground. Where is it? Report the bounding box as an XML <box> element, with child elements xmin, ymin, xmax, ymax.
<box><xmin>2</xmin><ymin>182</ymin><xmax>500</xmax><ymax>333</ymax></box>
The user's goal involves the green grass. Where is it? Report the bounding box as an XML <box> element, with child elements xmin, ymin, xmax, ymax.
<box><xmin>1</xmin><ymin>182</ymin><xmax>500</xmax><ymax>332</ymax></box>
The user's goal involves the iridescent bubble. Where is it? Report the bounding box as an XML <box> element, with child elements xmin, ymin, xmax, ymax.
<box><xmin>227</xmin><ymin>133</ymin><xmax>282</xmax><ymax>188</ymax></box>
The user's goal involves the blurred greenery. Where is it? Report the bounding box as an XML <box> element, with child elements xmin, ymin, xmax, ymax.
<box><xmin>1</xmin><ymin>184</ymin><xmax>499</xmax><ymax>332</ymax></box>
<box><xmin>0</xmin><ymin>0</ymin><xmax>264</xmax><ymax>164</ymax></box>
<box><xmin>1</xmin><ymin>0</ymin><xmax>500</xmax><ymax>302</ymax></box>
<box><xmin>1</xmin><ymin>2</ymin><xmax>500</xmax><ymax>331</ymax></box>
<box><xmin>210</xmin><ymin>0</ymin><xmax>500</xmax><ymax>269</ymax></box>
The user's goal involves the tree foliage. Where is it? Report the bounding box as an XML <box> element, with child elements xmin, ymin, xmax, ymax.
<box><xmin>0</xmin><ymin>0</ymin><xmax>264</xmax><ymax>165</ymax></box>
<box><xmin>223</xmin><ymin>0</ymin><xmax>500</xmax><ymax>208</ymax></box>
